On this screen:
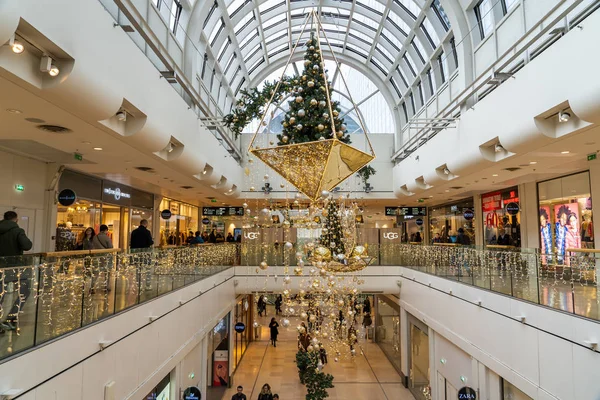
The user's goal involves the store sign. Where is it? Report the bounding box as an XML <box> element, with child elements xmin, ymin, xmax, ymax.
<box><xmin>416</xmin><ymin>218</ymin><xmax>424</xmax><ymax>226</ymax></box>
<box><xmin>161</xmin><ymin>209</ymin><xmax>172</xmax><ymax>220</ymax></box>
<box><xmin>244</xmin><ymin>231</ymin><xmax>260</xmax><ymax>240</ymax></box>
<box><xmin>505</xmin><ymin>202</ymin><xmax>520</xmax><ymax>215</ymax></box>
<box><xmin>203</xmin><ymin>207</ymin><xmax>244</xmax><ymax>216</ymax></box>
<box><xmin>58</xmin><ymin>189</ymin><xmax>77</xmax><ymax>206</ymax></box>
<box><xmin>383</xmin><ymin>232</ymin><xmax>399</xmax><ymax>240</ymax></box>
<box><xmin>170</xmin><ymin>202</ymin><xmax>180</xmax><ymax>215</ymax></box>
<box><xmin>458</xmin><ymin>387</ymin><xmax>476</xmax><ymax>399</ymax></box>
<box><xmin>463</xmin><ymin>209</ymin><xmax>474</xmax><ymax>220</ymax></box>
<box><xmin>385</xmin><ymin>206</ymin><xmax>427</xmax><ymax>217</ymax></box>
<box><xmin>234</xmin><ymin>322</ymin><xmax>246</xmax><ymax>333</ymax></box>
<box><xmin>183</xmin><ymin>387</ymin><xmax>202</xmax><ymax>400</ymax></box>
<box><xmin>202</xmin><ymin>217</ymin><xmax>210</xmax><ymax>225</ymax></box>
<box><xmin>103</xmin><ymin>187</ymin><xmax>131</xmax><ymax>201</ymax></box>
<box><xmin>482</xmin><ymin>191</ymin><xmax>502</xmax><ymax>212</ymax></box>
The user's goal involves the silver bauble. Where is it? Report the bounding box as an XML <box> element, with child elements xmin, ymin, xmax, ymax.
<box><xmin>307</xmin><ymin>81</ymin><xmax>315</xmax><ymax>87</ymax></box>
<box><xmin>298</xmin><ymin>109</ymin><xmax>306</xmax><ymax>117</ymax></box>
<box><xmin>319</xmin><ymin>100</ymin><xmax>326</xmax><ymax>107</ymax></box>
<box><xmin>284</xmin><ymin>241</ymin><xmax>293</xmax><ymax>250</ymax></box>
<box><xmin>296</xmin><ymin>124</ymin><xmax>303</xmax><ymax>130</ymax></box>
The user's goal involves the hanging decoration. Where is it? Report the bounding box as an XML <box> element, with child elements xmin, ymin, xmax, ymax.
<box><xmin>246</xmin><ymin>11</ymin><xmax>376</xmax><ymax>201</ymax></box>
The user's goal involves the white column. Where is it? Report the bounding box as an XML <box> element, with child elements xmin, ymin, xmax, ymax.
<box><xmin>473</xmin><ymin>194</ymin><xmax>483</xmax><ymax>247</ymax></box>
<box><xmin>153</xmin><ymin>195</ymin><xmax>163</xmax><ymax>246</ymax></box>
<box><xmin>519</xmin><ymin>182</ymin><xmax>539</xmax><ymax>250</ymax></box>
<box><xmin>400</xmin><ymin>306</ymin><xmax>409</xmax><ymax>382</ymax></box>
<box><xmin>429</xmin><ymin>329</ymin><xmax>438</xmax><ymax>400</ymax></box>
<box><xmin>42</xmin><ymin>164</ymin><xmax>64</xmax><ymax>252</ymax></box>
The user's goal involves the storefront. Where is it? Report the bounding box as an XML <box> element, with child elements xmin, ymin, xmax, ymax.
<box><xmin>144</xmin><ymin>372</ymin><xmax>173</xmax><ymax>399</ymax></box>
<box><xmin>428</xmin><ymin>198</ymin><xmax>475</xmax><ymax>245</ymax></box>
<box><xmin>408</xmin><ymin>315</ymin><xmax>430</xmax><ymax>400</ymax></box>
<box><xmin>233</xmin><ymin>296</ymin><xmax>252</xmax><ymax>371</ymax></box>
<box><xmin>374</xmin><ymin>295</ymin><xmax>401</xmax><ymax>374</ymax></box>
<box><xmin>385</xmin><ymin>206</ymin><xmax>427</xmax><ymax>243</ymax></box>
<box><xmin>55</xmin><ymin>170</ymin><xmax>154</xmax><ymax>250</ymax></box>
<box><xmin>201</xmin><ymin>207</ymin><xmax>245</xmax><ymax>243</ymax></box>
<box><xmin>537</xmin><ymin>171</ymin><xmax>594</xmax><ymax>258</ymax></box>
<box><xmin>206</xmin><ymin>313</ymin><xmax>230</xmax><ymax>398</ymax></box>
<box><xmin>158</xmin><ymin>198</ymin><xmax>200</xmax><ymax>246</ymax></box>
<box><xmin>481</xmin><ymin>187</ymin><xmax>521</xmax><ymax>247</ymax></box>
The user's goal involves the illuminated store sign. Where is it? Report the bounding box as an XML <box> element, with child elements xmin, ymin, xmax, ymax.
<box><xmin>103</xmin><ymin>187</ymin><xmax>131</xmax><ymax>201</ymax></box>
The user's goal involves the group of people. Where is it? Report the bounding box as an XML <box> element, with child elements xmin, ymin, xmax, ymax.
<box><xmin>431</xmin><ymin>227</ymin><xmax>472</xmax><ymax>245</ymax></box>
<box><xmin>231</xmin><ymin>384</ymin><xmax>280</xmax><ymax>400</ymax></box>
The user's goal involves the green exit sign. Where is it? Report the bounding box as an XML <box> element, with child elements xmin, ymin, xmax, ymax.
<box><xmin>211</xmin><ymin>199</ymin><xmax>217</xmax><ymax>203</ymax></box>
<box><xmin>74</xmin><ymin>153</ymin><xmax>83</xmax><ymax>161</ymax></box>
<box><xmin>14</xmin><ymin>184</ymin><xmax>24</xmax><ymax>192</ymax></box>
<box><xmin>417</xmin><ymin>198</ymin><xmax>425</xmax><ymax>203</ymax></box>
<box><xmin>588</xmin><ymin>153</ymin><xmax>597</xmax><ymax>161</ymax></box>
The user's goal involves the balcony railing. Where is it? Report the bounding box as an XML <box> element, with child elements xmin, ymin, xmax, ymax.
<box><xmin>0</xmin><ymin>244</ymin><xmax>238</xmax><ymax>362</ymax></box>
<box><xmin>240</xmin><ymin>243</ymin><xmax>599</xmax><ymax>322</ymax></box>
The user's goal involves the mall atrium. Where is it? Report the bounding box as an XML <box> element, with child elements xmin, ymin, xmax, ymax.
<box><xmin>0</xmin><ymin>0</ymin><xmax>599</xmax><ymax>399</ymax></box>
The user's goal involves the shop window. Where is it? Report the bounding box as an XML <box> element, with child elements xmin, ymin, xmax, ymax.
<box><xmin>56</xmin><ymin>200</ymin><xmax>102</xmax><ymax>251</ymax></box>
<box><xmin>375</xmin><ymin>295</ymin><xmax>401</xmax><ymax>373</ymax></box>
<box><xmin>482</xmin><ymin>187</ymin><xmax>521</xmax><ymax>247</ymax></box>
<box><xmin>409</xmin><ymin>322</ymin><xmax>430</xmax><ymax>399</ymax></box>
<box><xmin>429</xmin><ymin>199</ymin><xmax>475</xmax><ymax>245</ymax></box>
<box><xmin>502</xmin><ymin>378</ymin><xmax>532</xmax><ymax>399</ymax></box>
<box><xmin>537</xmin><ymin>172</ymin><xmax>593</xmax><ymax>260</ymax></box>
<box><xmin>159</xmin><ymin>198</ymin><xmax>199</xmax><ymax>246</ymax></box>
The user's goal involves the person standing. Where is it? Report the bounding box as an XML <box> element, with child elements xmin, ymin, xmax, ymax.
<box><xmin>93</xmin><ymin>225</ymin><xmax>113</xmax><ymax>249</ymax></box>
<box><xmin>231</xmin><ymin>386</ymin><xmax>247</xmax><ymax>400</ymax></box>
<box><xmin>0</xmin><ymin>211</ymin><xmax>32</xmax><ymax>257</ymax></box>
<box><xmin>363</xmin><ymin>297</ymin><xmax>371</xmax><ymax>315</ymax></box>
<box><xmin>257</xmin><ymin>296</ymin><xmax>265</xmax><ymax>317</ymax></box>
<box><xmin>191</xmin><ymin>231</ymin><xmax>205</xmax><ymax>244</ymax></box>
<box><xmin>269</xmin><ymin>317</ymin><xmax>279</xmax><ymax>347</ymax></box>
<box><xmin>130</xmin><ymin>219</ymin><xmax>153</xmax><ymax>249</ymax></box>
<box><xmin>82</xmin><ymin>227</ymin><xmax>95</xmax><ymax>250</ymax></box>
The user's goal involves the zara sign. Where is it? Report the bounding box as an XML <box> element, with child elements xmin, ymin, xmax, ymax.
<box><xmin>458</xmin><ymin>387</ymin><xmax>476</xmax><ymax>399</ymax></box>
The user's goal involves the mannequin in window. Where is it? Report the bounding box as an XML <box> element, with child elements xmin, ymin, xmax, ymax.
<box><xmin>581</xmin><ymin>213</ymin><xmax>593</xmax><ymax>243</ymax></box>
<box><xmin>555</xmin><ymin>205</ymin><xmax>570</xmax><ymax>264</ymax></box>
<box><xmin>539</xmin><ymin>208</ymin><xmax>552</xmax><ymax>264</ymax></box>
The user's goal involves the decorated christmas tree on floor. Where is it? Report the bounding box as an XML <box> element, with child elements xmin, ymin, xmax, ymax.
<box><xmin>278</xmin><ymin>35</ymin><xmax>350</xmax><ymax>145</ymax></box>
<box><xmin>320</xmin><ymin>199</ymin><xmax>345</xmax><ymax>256</ymax></box>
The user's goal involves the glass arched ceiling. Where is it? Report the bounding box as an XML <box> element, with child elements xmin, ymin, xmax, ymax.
<box><xmin>189</xmin><ymin>0</ymin><xmax>454</xmax><ymax>133</ymax></box>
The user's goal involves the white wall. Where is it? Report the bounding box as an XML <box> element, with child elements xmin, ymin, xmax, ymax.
<box><xmin>0</xmin><ymin>268</ymin><xmax>236</xmax><ymax>400</ymax></box>
<box><xmin>398</xmin><ymin>268</ymin><xmax>600</xmax><ymax>400</ymax></box>
<box><xmin>0</xmin><ymin>150</ymin><xmax>59</xmax><ymax>253</ymax></box>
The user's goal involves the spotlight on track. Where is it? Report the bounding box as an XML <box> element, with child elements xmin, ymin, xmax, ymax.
<box><xmin>558</xmin><ymin>110</ymin><xmax>571</xmax><ymax>122</ymax></box>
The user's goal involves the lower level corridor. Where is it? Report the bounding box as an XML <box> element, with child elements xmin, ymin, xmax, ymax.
<box><xmin>220</xmin><ymin>306</ymin><xmax>415</xmax><ymax>400</ymax></box>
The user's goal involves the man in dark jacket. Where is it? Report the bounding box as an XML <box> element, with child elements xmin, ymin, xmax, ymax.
<box><xmin>130</xmin><ymin>219</ymin><xmax>154</xmax><ymax>249</ymax></box>
<box><xmin>232</xmin><ymin>386</ymin><xmax>246</xmax><ymax>400</ymax></box>
<box><xmin>0</xmin><ymin>211</ymin><xmax>32</xmax><ymax>257</ymax></box>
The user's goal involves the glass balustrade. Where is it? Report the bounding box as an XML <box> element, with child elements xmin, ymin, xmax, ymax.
<box><xmin>240</xmin><ymin>243</ymin><xmax>599</xmax><ymax>321</ymax></box>
<box><xmin>0</xmin><ymin>244</ymin><xmax>238</xmax><ymax>361</ymax></box>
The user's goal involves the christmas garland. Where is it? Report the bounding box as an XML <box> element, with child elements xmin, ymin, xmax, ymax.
<box><xmin>223</xmin><ymin>77</ymin><xmax>296</xmax><ymax>139</ymax></box>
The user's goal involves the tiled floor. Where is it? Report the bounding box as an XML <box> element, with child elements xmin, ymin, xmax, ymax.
<box><xmin>221</xmin><ymin>308</ymin><xmax>415</xmax><ymax>400</ymax></box>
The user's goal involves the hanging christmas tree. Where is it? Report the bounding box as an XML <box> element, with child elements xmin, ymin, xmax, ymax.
<box><xmin>320</xmin><ymin>199</ymin><xmax>345</xmax><ymax>256</ymax></box>
<box><xmin>278</xmin><ymin>35</ymin><xmax>350</xmax><ymax>145</ymax></box>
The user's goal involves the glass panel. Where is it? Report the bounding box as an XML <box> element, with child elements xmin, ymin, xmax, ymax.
<box><xmin>234</xmin><ymin>12</ymin><xmax>254</xmax><ymax>34</ymax></box>
<box><xmin>477</xmin><ymin>0</ymin><xmax>494</xmax><ymax>38</ymax></box>
<box><xmin>409</xmin><ymin>323</ymin><xmax>429</xmax><ymax>400</ymax></box>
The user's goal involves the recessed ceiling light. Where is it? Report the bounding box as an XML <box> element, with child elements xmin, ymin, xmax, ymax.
<box><xmin>6</xmin><ymin>109</ymin><xmax>22</xmax><ymax>114</ymax></box>
<box><xmin>81</xmin><ymin>141</ymin><xmax>91</xmax><ymax>144</ymax></box>
<box><xmin>429</xmin><ymin>195</ymin><xmax>433</xmax><ymax>198</ymax></box>
<box><xmin>93</xmin><ymin>147</ymin><xmax>103</xmax><ymax>151</ymax></box>
<box><xmin>444</xmin><ymin>190</ymin><xmax>450</xmax><ymax>192</ymax></box>
<box><xmin>529</xmin><ymin>161</ymin><xmax>537</xmax><ymax>164</ymax></box>
<box><xmin>561</xmin><ymin>151</ymin><xmax>570</xmax><ymax>154</ymax></box>
<box><xmin>492</xmin><ymin>174</ymin><xmax>498</xmax><ymax>177</ymax></box>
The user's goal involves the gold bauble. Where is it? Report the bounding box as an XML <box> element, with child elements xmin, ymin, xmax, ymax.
<box><xmin>294</xmin><ymin>267</ymin><xmax>303</xmax><ymax>276</ymax></box>
<box><xmin>282</xmin><ymin>135</ymin><xmax>289</xmax><ymax>143</ymax></box>
<box><xmin>313</xmin><ymin>246</ymin><xmax>332</xmax><ymax>261</ymax></box>
<box><xmin>250</xmin><ymin>186</ymin><xmax>256</xmax><ymax>191</ymax></box>
<box><xmin>333</xmin><ymin>110</ymin><xmax>339</xmax><ymax>117</ymax></box>
<box><xmin>336</xmin><ymin>131</ymin><xmax>343</xmax><ymax>138</ymax></box>
<box><xmin>289</xmin><ymin>117</ymin><xmax>296</xmax><ymax>124</ymax></box>
<box><xmin>302</xmin><ymin>75</ymin><xmax>307</xmax><ymax>80</ymax></box>
<box><xmin>317</xmin><ymin>124</ymin><xmax>324</xmax><ymax>131</ymax></box>
<box><xmin>352</xmin><ymin>245</ymin><xmax>366</xmax><ymax>256</ymax></box>
<box><xmin>310</xmin><ymin>99</ymin><xmax>318</xmax><ymax>106</ymax></box>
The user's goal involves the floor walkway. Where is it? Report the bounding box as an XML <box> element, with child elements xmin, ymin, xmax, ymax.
<box><xmin>221</xmin><ymin>311</ymin><xmax>415</xmax><ymax>400</ymax></box>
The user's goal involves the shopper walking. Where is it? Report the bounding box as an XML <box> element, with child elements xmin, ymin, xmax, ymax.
<box><xmin>0</xmin><ymin>211</ymin><xmax>32</xmax><ymax>257</ymax></box>
<box><xmin>257</xmin><ymin>295</ymin><xmax>265</xmax><ymax>317</ymax></box>
<box><xmin>232</xmin><ymin>386</ymin><xmax>247</xmax><ymax>400</ymax></box>
<box><xmin>257</xmin><ymin>383</ymin><xmax>273</xmax><ymax>400</ymax></box>
<box><xmin>274</xmin><ymin>294</ymin><xmax>282</xmax><ymax>315</ymax></box>
<box><xmin>130</xmin><ymin>219</ymin><xmax>153</xmax><ymax>249</ymax></box>
<box><xmin>269</xmin><ymin>317</ymin><xmax>279</xmax><ymax>347</ymax></box>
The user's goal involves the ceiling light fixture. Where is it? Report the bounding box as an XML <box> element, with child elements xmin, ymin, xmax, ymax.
<box><xmin>494</xmin><ymin>144</ymin><xmax>504</xmax><ymax>153</ymax></box>
<box><xmin>561</xmin><ymin>151</ymin><xmax>570</xmax><ymax>154</ymax></box>
<box><xmin>93</xmin><ymin>147</ymin><xmax>103</xmax><ymax>151</ymax></box>
<box><xmin>558</xmin><ymin>110</ymin><xmax>571</xmax><ymax>122</ymax></box>
<box><xmin>9</xmin><ymin>35</ymin><xmax>24</xmax><ymax>54</ymax></box>
<box><xmin>40</xmin><ymin>55</ymin><xmax>60</xmax><ymax>76</ymax></box>
<box><xmin>49</xmin><ymin>64</ymin><xmax>60</xmax><ymax>77</ymax></box>
<box><xmin>81</xmin><ymin>141</ymin><xmax>91</xmax><ymax>144</ymax></box>
<box><xmin>167</xmin><ymin>143</ymin><xmax>174</xmax><ymax>153</ymax></box>
<box><xmin>529</xmin><ymin>161</ymin><xmax>537</xmax><ymax>164</ymax></box>
<box><xmin>6</xmin><ymin>109</ymin><xmax>22</xmax><ymax>114</ymax></box>
<box><xmin>116</xmin><ymin>111</ymin><xmax>127</xmax><ymax>121</ymax></box>
<box><xmin>492</xmin><ymin>174</ymin><xmax>498</xmax><ymax>177</ymax></box>
<box><xmin>443</xmin><ymin>167</ymin><xmax>450</xmax><ymax>175</ymax></box>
